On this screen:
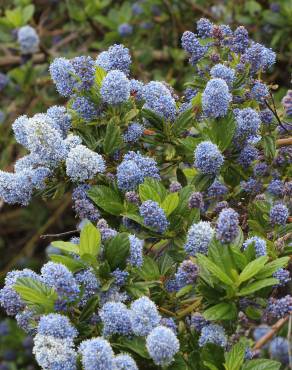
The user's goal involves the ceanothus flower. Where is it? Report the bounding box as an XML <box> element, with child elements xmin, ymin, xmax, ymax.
<box><xmin>128</xmin><ymin>234</ymin><xmax>144</xmax><ymax>267</ymax></box>
<box><xmin>169</xmin><ymin>181</ymin><xmax>182</xmax><ymax>193</ymax></box>
<box><xmin>123</xmin><ymin>123</ymin><xmax>144</xmax><ymax>143</ymax></box>
<box><xmin>243</xmin><ymin>236</ymin><xmax>267</xmax><ymax>257</ymax></box>
<box><xmin>15</xmin><ymin>310</ymin><xmax>34</xmax><ymax>334</ymax></box>
<box><xmin>188</xmin><ymin>192</ymin><xmax>204</xmax><ymax>209</ymax></box>
<box><xmin>139</xmin><ymin>200</ymin><xmax>169</xmax><ymax>233</ymax></box>
<box><xmin>46</xmin><ymin>106</ymin><xmax>71</xmax><ymax>138</ymax></box>
<box><xmin>282</xmin><ymin>90</ymin><xmax>292</xmax><ymax>117</ymax></box>
<box><xmin>207</xmin><ymin>180</ymin><xmax>228</xmax><ymax>199</ymax></box>
<box><xmin>114</xmin><ymin>354</ymin><xmax>138</xmax><ymax>370</ymax></box>
<box><xmin>0</xmin><ymin>72</ymin><xmax>9</xmax><ymax>91</ymax></box>
<box><xmin>259</xmin><ymin>109</ymin><xmax>274</xmax><ymax>124</ymax></box>
<box><xmin>184</xmin><ymin>221</ymin><xmax>214</xmax><ymax>256</ymax></box>
<box><xmin>175</xmin><ymin>260</ymin><xmax>199</xmax><ymax>289</ymax></box>
<box><xmin>267</xmin><ymin>179</ymin><xmax>284</xmax><ymax>197</ymax></box>
<box><xmin>117</xmin><ymin>152</ymin><xmax>159</xmax><ymax>191</ymax></box>
<box><xmin>118</xmin><ymin>23</ymin><xmax>133</xmax><ymax>37</ymax></box>
<box><xmin>160</xmin><ymin>318</ymin><xmax>177</xmax><ymax>334</ymax></box>
<box><xmin>210</xmin><ymin>64</ymin><xmax>235</xmax><ymax>87</ymax></box>
<box><xmin>251</xmin><ymin>81</ymin><xmax>269</xmax><ymax>102</ymax></box>
<box><xmin>231</xmin><ymin>26</ymin><xmax>249</xmax><ymax>54</ymax></box>
<box><xmin>143</xmin><ymin>81</ymin><xmax>176</xmax><ymax>121</ymax></box>
<box><xmin>234</xmin><ymin>108</ymin><xmax>261</xmax><ymax>143</ymax></box>
<box><xmin>188</xmin><ymin>313</ymin><xmax>210</xmax><ymax>332</ymax></box>
<box><xmin>240</xmin><ymin>178</ymin><xmax>262</xmax><ymax>195</ymax></box>
<box><xmin>99</xmin><ymin>302</ymin><xmax>132</xmax><ymax>337</ymax></box>
<box><xmin>70</xmin><ymin>56</ymin><xmax>95</xmax><ymax>91</ymax></box>
<box><xmin>244</xmin><ymin>42</ymin><xmax>276</xmax><ymax>73</ymax></box>
<box><xmin>49</xmin><ymin>58</ymin><xmax>76</xmax><ymax>97</ymax></box>
<box><xmin>71</xmin><ymin>97</ymin><xmax>99</xmax><ymax>121</ymax></box>
<box><xmin>199</xmin><ymin>324</ymin><xmax>227</xmax><ymax>347</ymax></box>
<box><xmin>33</xmin><ymin>334</ymin><xmax>77</xmax><ymax>370</ymax></box>
<box><xmin>129</xmin><ymin>79</ymin><xmax>144</xmax><ymax>100</ymax></box>
<box><xmin>17</xmin><ymin>26</ymin><xmax>39</xmax><ymax>54</ymax></box>
<box><xmin>238</xmin><ymin>144</ymin><xmax>259</xmax><ymax>168</ymax></box>
<box><xmin>253</xmin><ymin>162</ymin><xmax>268</xmax><ymax>177</ymax></box>
<box><xmin>41</xmin><ymin>262</ymin><xmax>80</xmax><ymax>302</ymax></box>
<box><xmin>25</xmin><ymin>114</ymin><xmax>68</xmax><ymax>166</ymax></box>
<box><xmin>216</xmin><ymin>208</ymin><xmax>239</xmax><ymax>244</ymax></box>
<box><xmin>0</xmin><ymin>170</ymin><xmax>34</xmax><ymax>205</ymax></box>
<box><xmin>181</xmin><ymin>31</ymin><xmax>208</xmax><ymax>64</ymax></box>
<box><xmin>64</xmin><ymin>134</ymin><xmax>82</xmax><ymax>151</ymax></box>
<box><xmin>130</xmin><ymin>296</ymin><xmax>161</xmax><ymax>336</ymax></box>
<box><xmin>197</xmin><ymin>18</ymin><xmax>213</xmax><ymax>37</ymax></box>
<box><xmin>202</xmin><ymin>78</ymin><xmax>231</xmax><ymax>118</ymax></box>
<box><xmin>75</xmin><ymin>269</ymin><xmax>100</xmax><ymax>306</ymax></box>
<box><xmin>194</xmin><ymin>141</ymin><xmax>224</xmax><ymax>174</ymax></box>
<box><xmin>269</xmin><ymin>337</ymin><xmax>290</xmax><ymax>364</ymax></box>
<box><xmin>267</xmin><ymin>295</ymin><xmax>292</xmax><ymax>319</ymax></box>
<box><xmin>37</xmin><ymin>314</ymin><xmax>77</xmax><ymax>339</ymax></box>
<box><xmin>72</xmin><ymin>185</ymin><xmax>100</xmax><ymax>222</ymax></box>
<box><xmin>79</xmin><ymin>337</ymin><xmax>115</xmax><ymax>370</ymax></box>
<box><xmin>270</xmin><ymin>204</ymin><xmax>289</xmax><ymax>225</ymax></box>
<box><xmin>0</xmin><ymin>269</ymin><xmax>40</xmax><ymax>316</ymax></box>
<box><xmin>96</xmin><ymin>44</ymin><xmax>131</xmax><ymax>75</ymax></box>
<box><xmin>111</xmin><ymin>269</ymin><xmax>129</xmax><ymax>286</ymax></box>
<box><xmin>273</xmin><ymin>268</ymin><xmax>290</xmax><ymax>287</ymax></box>
<box><xmin>66</xmin><ymin>145</ymin><xmax>105</xmax><ymax>182</ymax></box>
<box><xmin>146</xmin><ymin>326</ymin><xmax>179</xmax><ymax>366</ymax></box>
<box><xmin>100</xmin><ymin>70</ymin><xmax>130</xmax><ymax>105</ymax></box>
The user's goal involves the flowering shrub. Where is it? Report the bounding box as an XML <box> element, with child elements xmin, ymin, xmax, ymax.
<box><xmin>0</xmin><ymin>17</ymin><xmax>291</xmax><ymax>369</ymax></box>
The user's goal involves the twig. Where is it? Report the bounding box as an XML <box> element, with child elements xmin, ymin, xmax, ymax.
<box><xmin>0</xmin><ymin>196</ymin><xmax>71</xmax><ymax>278</ymax></box>
<box><xmin>40</xmin><ymin>229</ymin><xmax>78</xmax><ymax>239</ymax></box>
<box><xmin>264</xmin><ymin>98</ymin><xmax>289</xmax><ymax>133</ymax></box>
<box><xmin>253</xmin><ymin>316</ymin><xmax>289</xmax><ymax>350</ymax></box>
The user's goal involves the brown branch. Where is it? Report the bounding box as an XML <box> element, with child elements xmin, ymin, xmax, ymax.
<box><xmin>276</xmin><ymin>137</ymin><xmax>292</xmax><ymax>147</ymax></box>
<box><xmin>253</xmin><ymin>316</ymin><xmax>289</xmax><ymax>351</ymax></box>
<box><xmin>40</xmin><ymin>229</ymin><xmax>78</xmax><ymax>239</ymax></box>
<box><xmin>0</xmin><ymin>53</ymin><xmax>46</xmax><ymax>67</ymax></box>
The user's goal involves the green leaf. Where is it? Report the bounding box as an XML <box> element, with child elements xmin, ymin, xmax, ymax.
<box><xmin>224</xmin><ymin>341</ymin><xmax>246</xmax><ymax>370</ymax></box>
<box><xmin>203</xmin><ymin>302</ymin><xmax>237</xmax><ymax>321</ymax></box>
<box><xmin>22</xmin><ymin>4</ymin><xmax>35</xmax><ymax>23</ymax></box>
<box><xmin>95</xmin><ymin>66</ymin><xmax>107</xmax><ymax>88</ymax></box>
<box><xmin>51</xmin><ymin>241</ymin><xmax>79</xmax><ymax>254</ymax></box>
<box><xmin>79</xmin><ymin>222</ymin><xmax>101</xmax><ymax>259</ymax></box>
<box><xmin>103</xmin><ymin>121</ymin><xmax>122</xmax><ymax>155</ymax></box>
<box><xmin>49</xmin><ymin>255</ymin><xmax>85</xmax><ymax>273</ymax></box>
<box><xmin>238</xmin><ymin>278</ymin><xmax>278</xmax><ymax>296</ymax></box>
<box><xmin>197</xmin><ymin>254</ymin><xmax>234</xmax><ymax>286</ymax></box>
<box><xmin>173</xmin><ymin>108</ymin><xmax>194</xmax><ymax>135</ymax></box>
<box><xmin>161</xmin><ymin>193</ymin><xmax>179</xmax><ymax>216</ymax></box>
<box><xmin>143</xmin><ymin>178</ymin><xmax>167</xmax><ymax>201</ymax></box>
<box><xmin>206</xmin><ymin>112</ymin><xmax>236</xmax><ymax>151</ymax></box>
<box><xmin>79</xmin><ymin>296</ymin><xmax>99</xmax><ymax>322</ymax></box>
<box><xmin>262</xmin><ymin>136</ymin><xmax>276</xmax><ymax>159</ymax></box>
<box><xmin>242</xmin><ymin>359</ymin><xmax>281</xmax><ymax>370</ymax></box>
<box><xmin>141</xmin><ymin>108</ymin><xmax>164</xmax><ymax>130</ymax></box>
<box><xmin>139</xmin><ymin>183</ymin><xmax>161</xmax><ymax>203</ymax></box>
<box><xmin>14</xmin><ymin>278</ymin><xmax>57</xmax><ymax>311</ymax></box>
<box><xmin>88</xmin><ymin>185</ymin><xmax>124</xmax><ymax>215</ymax></box>
<box><xmin>126</xmin><ymin>281</ymin><xmax>153</xmax><ymax>298</ymax></box>
<box><xmin>136</xmin><ymin>256</ymin><xmax>160</xmax><ymax>280</ymax></box>
<box><xmin>238</xmin><ymin>256</ymin><xmax>268</xmax><ymax>285</ymax></box>
<box><xmin>119</xmin><ymin>337</ymin><xmax>150</xmax><ymax>359</ymax></box>
<box><xmin>104</xmin><ymin>232</ymin><xmax>130</xmax><ymax>270</ymax></box>
<box><xmin>255</xmin><ymin>257</ymin><xmax>290</xmax><ymax>279</ymax></box>
<box><xmin>192</xmin><ymin>173</ymin><xmax>214</xmax><ymax>191</ymax></box>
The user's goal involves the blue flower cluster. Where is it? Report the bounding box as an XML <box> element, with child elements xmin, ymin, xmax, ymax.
<box><xmin>267</xmin><ymin>295</ymin><xmax>292</xmax><ymax>318</ymax></box>
<box><xmin>139</xmin><ymin>200</ymin><xmax>169</xmax><ymax>233</ymax></box>
<box><xmin>184</xmin><ymin>221</ymin><xmax>214</xmax><ymax>256</ymax></box>
<box><xmin>202</xmin><ymin>78</ymin><xmax>232</xmax><ymax>118</ymax></box>
<box><xmin>199</xmin><ymin>324</ymin><xmax>227</xmax><ymax>347</ymax></box>
<box><xmin>117</xmin><ymin>151</ymin><xmax>160</xmax><ymax>191</ymax></box>
<box><xmin>17</xmin><ymin>26</ymin><xmax>39</xmax><ymax>54</ymax></box>
<box><xmin>243</xmin><ymin>236</ymin><xmax>267</xmax><ymax>257</ymax></box>
<box><xmin>194</xmin><ymin>141</ymin><xmax>224</xmax><ymax>174</ymax></box>
<box><xmin>143</xmin><ymin>81</ymin><xmax>177</xmax><ymax>121</ymax></box>
<box><xmin>216</xmin><ymin>208</ymin><xmax>239</xmax><ymax>244</ymax></box>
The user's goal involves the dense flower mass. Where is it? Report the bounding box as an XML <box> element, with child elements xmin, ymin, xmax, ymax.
<box><xmin>0</xmin><ymin>16</ymin><xmax>290</xmax><ymax>370</ymax></box>
<box><xmin>202</xmin><ymin>78</ymin><xmax>231</xmax><ymax>118</ymax></box>
<box><xmin>194</xmin><ymin>141</ymin><xmax>224</xmax><ymax>174</ymax></box>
